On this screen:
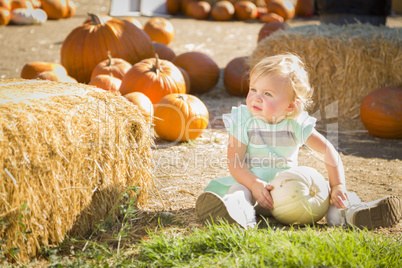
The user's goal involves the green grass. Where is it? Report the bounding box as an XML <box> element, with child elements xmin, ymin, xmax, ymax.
<box><xmin>5</xmin><ymin>220</ymin><xmax>400</xmax><ymax>267</ymax></box>
<box><xmin>133</xmin><ymin>222</ymin><xmax>402</xmax><ymax>267</ymax></box>
<box><xmin>3</xmin><ymin>193</ymin><xmax>401</xmax><ymax>267</ymax></box>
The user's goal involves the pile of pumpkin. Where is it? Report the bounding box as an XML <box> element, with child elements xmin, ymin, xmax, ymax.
<box><xmin>19</xmin><ymin>14</ymin><xmax>214</xmax><ymax>143</ymax></box>
<box><xmin>166</xmin><ymin>0</ymin><xmax>315</xmax><ymax>22</ymax></box>
<box><xmin>0</xmin><ymin>0</ymin><xmax>76</xmax><ymax>26</ymax></box>
<box><xmin>16</xmin><ymin>12</ymin><xmax>401</xmax><ymax>141</ymax></box>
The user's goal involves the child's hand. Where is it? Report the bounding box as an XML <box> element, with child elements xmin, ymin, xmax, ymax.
<box><xmin>251</xmin><ymin>179</ymin><xmax>274</xmax><ymax>210</ymax></box>
<box><xmin>331</xmin><ymin>184</ymin><xmax>349</xmax><ymax>209</ymax></box>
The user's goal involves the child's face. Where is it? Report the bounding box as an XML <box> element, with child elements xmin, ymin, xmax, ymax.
<box><xmin>246</xmin><ymin>72</ymin><xmax>295</xmax><ymax>124</ymax></box>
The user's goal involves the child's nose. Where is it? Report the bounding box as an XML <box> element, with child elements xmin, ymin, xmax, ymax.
<box><xmin>255</xmin><ymin>93</ymin><xmax>263</xmax><ymax>102</ymax></box>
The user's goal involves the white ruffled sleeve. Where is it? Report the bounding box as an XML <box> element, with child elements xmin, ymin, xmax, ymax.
<box><xmin>222</xmin><ymin>105</ymin><xmax>252</xmax><ymax>145</ymax></box>
<box><xmin>293</xmin><ymin>111</ymin><xmax>317</xmax><ymax>144</ymax></box>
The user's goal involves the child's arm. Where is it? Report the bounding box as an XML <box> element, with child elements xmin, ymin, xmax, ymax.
<box><xmin>305</xmin><ymin>129</ymin><xmax>348</xmax><ymax>209</ymax></box>
<box><xmin>227</xmin><ymin>134</ymin><xmax>274</xmax><ymax>210</ymax></box>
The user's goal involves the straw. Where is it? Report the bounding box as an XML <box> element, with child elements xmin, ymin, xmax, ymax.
<box><xmin>0</xmin><ymin>79</ymin><xmax>154</xmax><ymax>262</ymax></box>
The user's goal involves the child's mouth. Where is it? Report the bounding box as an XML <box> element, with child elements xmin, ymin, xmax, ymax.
<box><xmin>252</xmin><ymin>105</ymin><xmax>262</xmax><ymax>111</ymax></box>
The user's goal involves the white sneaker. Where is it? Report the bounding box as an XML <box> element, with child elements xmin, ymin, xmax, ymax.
<box><xmin>196</xmin><ymin>191</ymin><xmax>257</xmax><ymax>229</ymax></box>
<box><xmin>346</xmin><ymin>196</ymin><xmax>402</xmax><ymax>230</ymax></box>
<box><xmin>326</xmin><ymin>192</ymin><xmax>362</xmax><ymax>226</ymax></box>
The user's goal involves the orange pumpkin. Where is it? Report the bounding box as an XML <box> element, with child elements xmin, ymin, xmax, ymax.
<box><xmin>259</xmin><ymin>12</ymin><xmax>284</xmax><ymax>23</ymax></box>
<box><xmin>181</xmin><ymin>0</ymin><xmax>198</xmax><ymax>15</ymax></box>
<box><xmin>360</xmin><ymin>87</ymin><xmax>402</xmax><ymax>139</ymax></box>
<box><xmin>82</xmin><ymin>13</ymin><xmax>112</xmax><ymax>24</ymax></box>
<box><xmin>267</xmin><ymin>0</ymin><xmax>295</xmax><ymax>21</ymax></box>
<box><xmin>154</xmin><ymin>93</ymin><xmax>209</xmax><ymax>142</ymax></box>
<box><xmin>64</xmin><ymin>0</ymin><xmax>76</xmax><ymax>18</ymax></box>
<box><xmin>143</xmin><ymin>17</ymin><xmax>175</xmax><ymax>45</ymax></box>
<box><xmin>11</xmin><ymin>0</ymin><xmax>33</xmax><ymax>10</ymax></box>
<box><xmin>172</xmin><ymin>51</ymin><xmax>220</xmax><ymax>94</ymax></box>
<box><xmin>234</xmin><ymin>1</ymin><xmax>257</xmax><ymax>20</ymax></box>
<box><xmin>20</xmin><ymin>61</ymin><xmax>68</xmax><ymax>79</ymax></box>
<box><xmin>177</xmin><ymin>66</ymin><xmax>191</xmax><ymax>93</ymax></box>
<box><xmin>0</xmin><ymin>7</ymin><xmax>10</xmax><ymax>25</ymax></box>
<box><xmin>123</xmin><ymin>16</ymin><xmax>142</xmax><ymax>28</ymax></box>
<box><xmin>34</xmin><ymin>71</ymin><xmax>77</xmax><ymax>83</ymax></box>
<box><xmin>89</xmin><ymin>74</ymin><xmax>122</xmax><ymax>92</ymax></box>
<box><xmin>256</xmin><ymin>6</ymin><xmax>268</xmax><ymax>18</ymax></box>
<box><xmin>295</xmin><ymin>0</ymin><xmax>314</xmax><ymax>17</ymax></box>
<box><xmin>119</xmin><ymin>55</ymin><xmax>186</xmax><ymax>104</ymax></box>
<box><xmin>60</xmin><ymin>13</ymin><xmax>154</xmax><ymax>83</ymax></box>
<box><xmin>211</xmin><ymin>0</ymin><xmax>234</xmax><ymax>21</ymax></box>
<box><xmin>187</xmin><ymin>0</ymin><xmax>211</xmax><ymax>20</ymax></box>
<box><xmin>257</xmin><ymin>21</ymin><xmax>287</xmax><ymax>43</ymax></box>
<box><xmin>124</xmin><ymin>92</ymin><xmax>154</xmax><ymax>122</ymax></box>
<box><xmin>30</xmin><ymin>0</ymin><xmax>41</xmax><ymax>8</ymax></box>
<box><xmin>0</xmin><ymin>0</ymin><xmax>11</xmax><ymax>10</ymax></box>
<box><xmin>166</xmin><ymin>0</ymin><xmax>180</xmax><ymax>15</ymax></box>
<box><xmin>223</xmin><ymin>56</ymin><xmax>250</xmax><ymax>96</ymax></box>
<box><xmin>40</xmin><ymin>0</ymin><xmax>68</xmax><ymax>19</ymax></box>
<box><xmin>91</xmin><ymin>51</ymin><xmax>132</xmax><ymax>80</ymax></box>
<box><xmin>153</xmin><ymin>42</ymin><xmax>176</xmax><ymax>62</ymax></box>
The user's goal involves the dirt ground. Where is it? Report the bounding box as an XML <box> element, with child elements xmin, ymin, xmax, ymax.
<box><xmin>0</xmin><ymin>0</ymin><xmax>401</xmax><ymax>238</ymax></box>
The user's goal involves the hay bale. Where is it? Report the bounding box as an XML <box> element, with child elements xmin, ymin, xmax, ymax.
<box><xmin>249</xmin><ymin>24</ymin><xmax>402</xmax><ymax>120</ymax></box>
<box><xmin>0</xmin><ymin>79</ymin><xmax>154</xmax><ymax>262</ymax></box>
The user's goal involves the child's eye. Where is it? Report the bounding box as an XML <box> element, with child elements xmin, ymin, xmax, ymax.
<box><xmin>250</xmin><ymin>88</ymin><xmax>256</xmax><ymax>92</ymax></box>
<box><xmin>264</xmin><ymin>92</ymin><xmax>272</xmax><ymax>96</ymax></box>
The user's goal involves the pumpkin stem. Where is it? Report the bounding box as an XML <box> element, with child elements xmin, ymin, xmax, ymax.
<box><xmin>153</xmin><ymin>53</ymin><xmax>161</xmax><ymax>76</ymax></box>
<box><xmin>107</xmin><ymin>51</ymin><xmax>113</xmax><ymax>67</ymax></box>
<box><xmin>309</xmin><ymin>186</ymin><xmax>317</xmax><ymax>197</ymax></box>
<box><xmin>177</xmin><ymin>94</ymin><xmax>188</xmax><ymax>101</ymax></box>
<box><xmin>88</xmin><ymin>13</ymin><xmax>105</xmax><ymax>26</ymax></box>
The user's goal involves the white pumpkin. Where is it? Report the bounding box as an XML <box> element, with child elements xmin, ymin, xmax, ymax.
<box><xmin>270</xmin><ymin>166</ymin><xmax>330</xmax><ymax>225</ymax></box>
<box><xmin>11</xmin><ymin>8</ymin><xmax>47</xmax><ymax>25</ymax></box>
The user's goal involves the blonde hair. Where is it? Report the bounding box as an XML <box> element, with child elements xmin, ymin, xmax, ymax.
<box><xmin>249</xmin><ymin>53</ymin><xmax>313</xmax><ymax>118</ymax></box>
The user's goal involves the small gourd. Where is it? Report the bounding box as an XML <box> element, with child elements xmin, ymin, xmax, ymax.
<box><xmin>10</xmin><ymin>8</ymin><xmax>47</xmax><ymax>24</ymax></box>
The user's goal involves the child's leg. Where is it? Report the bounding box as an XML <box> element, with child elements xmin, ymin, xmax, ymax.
<box><xmin>326</xmin><ymin>192</ymin><xmax>361</xmax><ymax>226</ymax></box>
<box><xmin>196</xmin><ymin>183</ymin><xmax>256</xmax><ymax>229</ymax></box>
<box><xmin>227</xmin><ymin>183</ymin><xmax>254</xmax><ymax>203</ymax></box>
<box><xmin>327</xmin><ymin>193</ymin><xmax>402</xmax><ymax>230</ymax></box>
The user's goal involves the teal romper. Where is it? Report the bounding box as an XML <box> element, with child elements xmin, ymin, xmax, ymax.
<box><xmin>204</xmin><ymin>105</ymin><xmax>317</xmax><ymax>197</ymax></box>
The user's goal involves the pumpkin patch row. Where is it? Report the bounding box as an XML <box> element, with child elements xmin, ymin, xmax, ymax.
<box><xmin>16</xmin><ymin>13</ymin><xmax>291</xmax><ymax>119</ymax></box>
<box><xmin>0</xmin><ymin>0</ymin><xmax>76</xmax><ymax>25</ymax></box>
<box><xmin>18</xmin><ymin>12</ymin><xmax>401</xmax><ymax>141</ymax></box>
<box><xmin>166</xmin><ymin>0</ymin><xmax>315</xmax><ymax>23</ymax></box>
<box><xmin>17</xmin><ymin>14</ymin><xmax>213</xmax><ymax>142</ymax></box>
